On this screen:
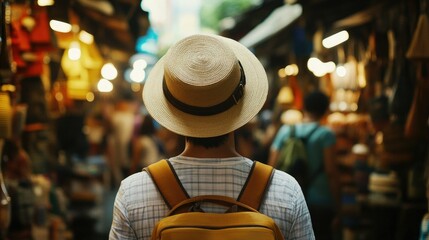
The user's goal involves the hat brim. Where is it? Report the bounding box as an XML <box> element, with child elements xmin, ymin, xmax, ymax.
<box><xmin>143</xmin><ymin>34</ymin><xmax>268</xmax><ymax>137</ymax></box>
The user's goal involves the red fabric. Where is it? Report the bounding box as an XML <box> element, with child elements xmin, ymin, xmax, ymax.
<box><xmin>10</xmin><ymin>6</ymin><xmax>53</xmax><ymax>77</ymax></box>
<box><xmin>289</xmin><ymin>76</ymin><xmax>303</xmax><ymax>110</ymax></box>
<box><xmin>29</xmin><ymin>7</ymin><xmax>53</xmax><ymax>52</ymax></box>
<box><xmin>23</xmin><ymin>52</ymin><xmax>44</xmax><ymax>77</ymax></box>
<box><xmin>11</xmin><ymin>21</ymin><xmax>29</xmax><ymax>69</ymax></box>
<box><xmin>11</xmin><ymin>21</ymin><xmax>31</xmax><ymax>51</ymax></box>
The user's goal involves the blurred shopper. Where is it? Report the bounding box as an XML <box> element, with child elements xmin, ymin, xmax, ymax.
<box><xmin>2</xmin><ymin>140</ymin><xmax>34</xmax><ymax>240</ymax></box>
<box><xmin>129</xmin><ymin>114</ymin><xmax>165</xmax><ymax>173</ymax></box>
<box><xmin>268</xmin><ymin>90</ymin><xmax>340</xmax><ymax>240</ymax></box>
<box><xmin>105</xmin><ymin>95</ymin><xmax>137</xmax><ymax>188</ymax></box>
<box><xmin>110</xmin><ymin>34</ymin><xmax>314</xmax><ymax>239</ymax></box>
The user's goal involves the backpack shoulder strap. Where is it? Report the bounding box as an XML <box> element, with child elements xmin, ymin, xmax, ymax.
<box><xmin>144</xmin><ymin>159</ymin><xmax>189</xmax><ymax>209</ymax></box>
<box><xmin>290</xmin><ymin>124</ymin><xmax>297</xmax><ymax>138</ymax></box>
<box><xmin>145</xmin><ymin>160</ymin><xmax>274</xmax><ymax>211</ymax></box>
<box><xmin>237</xmin><ymin>161</ymin><xmax>274</xmax><ymax>210</ymax></box>
<box><xmin>304</xmin><ymin>124</ymin><xmax>319</xmax><ymax>140</ymax></box>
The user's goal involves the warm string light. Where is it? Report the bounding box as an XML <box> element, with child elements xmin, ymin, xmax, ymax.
<box><xmin>37</xmin><ymin>0</ymin><xmax>54</xmax><ymax>6</ymax></box>
<box><xmin>49</xmin><ymin>20</ymin><xmax>72</xmax><ymax>33</ymax></box>
<box><xmin>278</xmin><ymin>64</ymin><xmax>299</xmax><ymax>78</ymax></box>
<box><xmin>97</xmin><ymin>79</ymin><xmax>113</xmax><ymax>93</ymax></box>
<box><xmin>68</xmin><ymin>41</ymin><xmax>81</xmax><ymax>60</ymax></box>
<box><xmin>307</xmin><ymin>57</ymin><xmax>336</xmax><ymax>77</ymax></box>
<box><xmin>101</xmin><ymin>63</ymin><xmax>118</xmax><ymax>80</ymax></box>
<box><xmin>284</xmin><ymin>64</ymin><xmax>299</xmax><ymax>76</ymax></box>
<box><xmin>322</xmin><ymin>30</ymin><xmax>349</xmax><ymax>48</ymax></box>
<box><xmin>126</xmin><ymin>57</ymin><xmax>149</xmax><ymax>83</ymax></box>
<box><xmin>79</xmin><ymin>30</ymin><xmax>94</xmax><ymax>45</ymax></box>
<box><xmin>97</xmin><ymin>62</ymin><xmax>118</xmax><ymax>93</ymax></box>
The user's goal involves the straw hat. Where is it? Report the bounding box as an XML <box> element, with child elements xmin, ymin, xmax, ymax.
<box><xmin>143</xmin><ymin>34</ymin><xmax>268</xmax><ymax>137</ymax></box>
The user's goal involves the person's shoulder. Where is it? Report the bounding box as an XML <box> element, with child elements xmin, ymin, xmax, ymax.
<box><xmin>270</xmin><ymin>169</ymin><xmax>301</xmax><ymax>192</ymax></box>
<box><xmin>120</xmin><ymin>171</ymin><xmax>150</xmax><ymax>190</ymax></box>
<box><xmin>314</xmin><ymin>125</ymin><xmax>336</xmax><ymax>146</ymax></box>
<box><xmin>318</xmin><ymin>125</ymin><xmax>336</xmax><ymax>137</ymax></box>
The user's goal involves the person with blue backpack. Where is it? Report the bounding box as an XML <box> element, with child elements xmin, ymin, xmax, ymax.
<box><xmin>268</xmin><ymin>90</ymin><xmax>340</xmax><ymax>240</ymax></box>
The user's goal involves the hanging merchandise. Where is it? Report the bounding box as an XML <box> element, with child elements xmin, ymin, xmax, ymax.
<box><xmin>8</xmin><ymin>3</ymin><xmax>55</xmax><ymax>78</ymax></box>
<box><xmin>25</xmin><ymin>5</ymin><xmax>53</xmax><ymax>77</ymax></box>
<box><xmin>406</xmin><ymin>8</ymin><xmax>429</xmax><ymax>59</ymax></box>
<box><xmin>29</xmin><ymin>6</ymin><xmax>53</xmax><ymax>51</ymax></box>
<box><xmin>344</xmin><ymin>40</ymin><xmax>359</xmax><ymax>91</ymax></box>
<box><xmin>327</xmin><ymin>39</ymin><xmax>361</xmax><ymax>113</ymax></box>
<box><xmin>0</xmin><ymin>140</ymin><xmax>11</xmax><ymax>238</ymax></box>
<box><xmin>361</xmin><ymin>32</ymin><xmax>380</xmax><ymax>108</ymax></box>
<box><xmin>389</xmin><ymin>56</ymin><xmax>414</xmax><ymax>124</ymax></box>
<box><xmin>405</xmin><ymin>2</ymin><xmax>429</xmax><ymax>140</ymax></box>
<box><xmin>362</xmin><ymin>32</ymin><xmax>390</xmax><ymax>132</ymax></box>
<box><xmin>57</xmin><ymin>7</ymin><xmax>104</xmax><ymax>100</ymax></box>
<box><xmin>80</xmin><ymin>39</ymin><xmax>103</xmax><ymax>82</ymax></box>
<box><xmin>0</xmin><ymin>92</ymin><xmax>12</xmax><ymax>139</ymax></box>
<box><xmin>404</xmin><ymin>79</ymin><xmax>429</xmax><ymax>139</ymax></box>
<box><xmin>0</xmin><ymin>92</ymin><xmax>12</xmax><ymax>237</ymax></box>
<box><xmin>11</xmin><ymin>20</ymin><xmax>31</xmax><ymax>71</ymax></box>
<box><xmin>0</xmin><ymin>0</ymin><xmax>16</xmax><ymax>83</ymax></box>
<box><xmin>382</xmin><ymin>29</ymin><xmax>396</xmax><ymax>89</ymax></box>
<box><xmin>61</xmin><ymin>38</ymin><xmax>103</xmax><ymax>100</ymax></box>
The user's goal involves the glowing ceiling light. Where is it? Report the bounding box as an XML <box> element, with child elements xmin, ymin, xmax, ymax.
<box><xmin>336</xmin><ymin>66</ymin><xmax>347</xmax><ymax>77</ymax></box>
<box><xmin>79</xmin><ymin>30</ymin><xmax>94</xmax><ymax>44</ymax></box>
<box><xmin>307</xmin><ymin>57</ymin><xmax>337</xmax><ymax>77</ymax></box>
<box><xmin>86</xmin><ymin>92</ymin><xmax>95</xmax><ymax>102</ymax></box>
<box><xmin>101</xmin><ymin>63</ymin><xmax>118</xmax><ymax>80</ymax></box>
<box><xmin>130</xmin><ymin>69</ymin><xmax>146</xmax><ymax>83</ymax></box>
<box><xmin>97</xmin><ymin>79</ymin><xmax>113</xmax><ymax>92</ymax></box>
<box><xmin>285</xmin><ymin>64</ymin><xmax>299</xmax><ymax>76</ymax></box>
<box><xmin>278</xmin><ymin>68</ymin><xmax>286</xmax><ymax>78</ymax></box>
<box><xmin>132</xmin><ymin>59</ymin><xmax>148</xmax><ymax>69</ymax></box>
<box><xmin>322</xmin><ymin>30</ymin><xmax>349</xmax><ymax>48</ymax></box>
<box><xmin>68</xmin><ymin>41</ymin><xmax>81</xmax><ymax>61</ymax></box>
<box><xmin>49</xmin><ymin>20</ymin><xmax>72</xmax><ymax>33</ymax></box>
<box><xmin>307</xmin><ymin>57</ymin><xmax>321</xmax><ymax>72</ymax></box>
<box><xmin>37</xmin><ymin>0</ymin><xmax>54</xmax><ymax>6</ymax></box>
<box><xmin>325</xmin><ymin>61</ymin><xmax>336</xmax><ymax>73</ymax></box>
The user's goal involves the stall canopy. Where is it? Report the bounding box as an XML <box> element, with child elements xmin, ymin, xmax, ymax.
<box><xmin>239</xmin><ymin>4</ymin><xmax>302</xmax><ymax>48</ymax></box>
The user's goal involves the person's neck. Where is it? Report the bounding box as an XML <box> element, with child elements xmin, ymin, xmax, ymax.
<box><xmin>302</xmin><ymin>112</ymin><xmax>321</xmax><ymax>123</ymax></box>
<box><xmin>180</xmin><ymin>133</ymin><xmax>241</xmax><ymax>158</ymax></box>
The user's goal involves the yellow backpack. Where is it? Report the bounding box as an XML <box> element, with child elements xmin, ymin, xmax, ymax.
<box><xmin>145</xmin><ymin>159</ymin><xmax>285</xmax><ymax>240</ymax></box>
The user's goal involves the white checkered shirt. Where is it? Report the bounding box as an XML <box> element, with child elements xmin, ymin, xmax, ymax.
<box><xmin>109</xmin><ymin>156</ymin><xmax>315</xmax><ymax>240</ymax></box>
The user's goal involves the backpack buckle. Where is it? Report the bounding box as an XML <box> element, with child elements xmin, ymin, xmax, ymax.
<box><xmin>189</xmin><ymin>202</ymin><xmax>204</xmax><ymax>212</ymax></box>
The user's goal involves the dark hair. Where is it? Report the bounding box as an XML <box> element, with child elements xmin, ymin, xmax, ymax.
<box><xmin>186</xmin><ymin>134</ymin><xmax>229</xmax><ymax>148</ymax></box>
<box><xmin>303</xmin><ymin>90</ymin><xmax>330</xmax><ymax>119</ymax></box>
<box><xmin>139</xmin><ymin>115</ymin><xmax>156</xmax><ymax>135</ymax></box>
